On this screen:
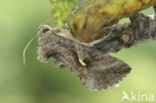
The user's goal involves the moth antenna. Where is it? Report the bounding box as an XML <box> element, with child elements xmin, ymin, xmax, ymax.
<box><xmin>23</xmin><ymin>35</ymin><xmax>38</xmax><ymax>65</ymax></box>
<box><xmin>65</xmin><ymin>0</ymin><xmax>89</xmax><ymax>25</ymax></box>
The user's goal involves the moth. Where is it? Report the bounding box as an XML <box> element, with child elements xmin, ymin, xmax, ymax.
<box><xmin>37</xmin><ymin>25</ymin><xmax>131</xmax><ymax>90</ymax></box>
<box><xmin>24</xmin><ymin>0</ymin><xmax>132</xmax><ymax>91</ymax></box>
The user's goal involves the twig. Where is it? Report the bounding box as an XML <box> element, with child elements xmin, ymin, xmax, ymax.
<box><xmin>65</xmin><ymin>0</ymin><xmax>89</xmax><ymax>25</ymax></box>
<box><xmin>91</xmin><ymin>13</ymin><xmax>156</xmax><ymax>53</ymax></box>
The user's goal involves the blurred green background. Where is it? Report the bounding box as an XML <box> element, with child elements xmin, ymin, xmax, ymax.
<box><xmin>0</xmin><ymin>0</ymin><xmax>156</xmax><ymax>103</ymax></box>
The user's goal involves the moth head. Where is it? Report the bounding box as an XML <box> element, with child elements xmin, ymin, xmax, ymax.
<box><xmin>38</xmin><ymin>25</ymin><xmax>52</xmax><ymax>37</ymax></box>
<box><xmin>38</xmin><ymin>25</ymin><xmax>72</xmax><ymax>39</ymax></box>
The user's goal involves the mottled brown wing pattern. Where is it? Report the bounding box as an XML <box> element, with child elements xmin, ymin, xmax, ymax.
<box><xmin>37</xmin><ymin>25</ymin><xmax>131</xmax><ymax>90</ymax></box>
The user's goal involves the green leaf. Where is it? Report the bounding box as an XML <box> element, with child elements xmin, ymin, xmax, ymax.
<box><xmin>50</xmin><ymin>0</ymin><xmax>82</xmax><ymax>26</ymax></box>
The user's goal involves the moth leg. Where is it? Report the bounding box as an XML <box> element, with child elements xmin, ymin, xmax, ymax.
<box><xmin>54</xmin><ymin>60</ymin><xmax>65</xmax><ymax>68</ymax></box>
<box><xmin>37</xmin><ymin>47</ymin><xmax>50</xmax><ymax>62</ymax></box>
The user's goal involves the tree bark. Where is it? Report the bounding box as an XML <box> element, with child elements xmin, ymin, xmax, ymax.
<box><xmin>92</xmin><ymin>12</ymin><xmax>156</xmax><ymax>53</ymax></box>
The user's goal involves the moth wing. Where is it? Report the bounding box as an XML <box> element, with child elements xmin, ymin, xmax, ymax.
<box><xmin>81</xmin><ymin>54</ymin><xmax>131</xmax><ymax>90</ymax></box>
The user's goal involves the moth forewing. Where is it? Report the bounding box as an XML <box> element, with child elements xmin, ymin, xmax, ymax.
<box><xmin>37</xmin><ymin>25</ymin><xmax>131</xmax><ymax>90</ymax></box>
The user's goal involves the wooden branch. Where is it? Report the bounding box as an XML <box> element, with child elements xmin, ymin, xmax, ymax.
<box><xmin>72</xmin><ymin>1</ymin><xmax>156</xmax><ymax>42</ymax></box>
<box><xmin>92</xmin><ymin>13</ymin><xmax>156</xmax><ymax>53</ymax></box>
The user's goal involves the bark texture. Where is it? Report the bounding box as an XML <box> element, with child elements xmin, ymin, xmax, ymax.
<box><xmin>92</xmin><ymin>12</ymin><xmax>156</xmax><ymax>53</ymax></box>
